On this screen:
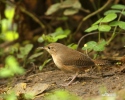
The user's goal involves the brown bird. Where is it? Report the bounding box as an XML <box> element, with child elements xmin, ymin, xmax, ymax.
<box><xmin>40</xmin><ymin>43</ymin><xmax>95</xmax><ymax>86</ymax></box>
<box><xmin>39</xmin><ymin>43</ymin><xmax>110</xmax><ymax>86</ymax></box>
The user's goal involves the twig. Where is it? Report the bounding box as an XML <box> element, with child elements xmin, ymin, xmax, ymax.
<box><xmin>77</xmin><ymin>32</ymin><xmax>98</xmax><ymax>50</ymax></box>
<box><xmin>20</xmin><ymin>7</ymin><xmax>45</xmax><ymax>29</ymax></box>
<box><xmin>1</xmin><ymin>0</ymin><xmax>45</xmax><ymax>29</ymax></box>
<box><xmin>107</xmin><ymin>8</ymin><xmax>125</xmax><ymax>45</ymax></box>
<box><xmin>0</xmin><ymin>39</ymin><xmax>19</xmax><ymax>48</ymax></box>
<box><xmin>73</xmin><ymin>0</ymin><xmax>113</xmax><ymax>35</ymax></box>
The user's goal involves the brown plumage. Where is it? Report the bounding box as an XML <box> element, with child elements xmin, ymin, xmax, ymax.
<box><xmin>41</xmin><ymin>43</ymin><xmax>111</xmax><ymax>86</ymax></box>
<box><xmin>42</xmin><ymin>43</ymin><xmax>95</xmax><ymax>86</ymax></box>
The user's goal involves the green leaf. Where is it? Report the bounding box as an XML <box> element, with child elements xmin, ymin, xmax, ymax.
<box><xmin>54</xmin><ymin>27</ymin><xmax>64</xmax><ymax>35</ymax></box>
<box><xmin>109</xmin><ymin>21</ymin><xmax>125</xmax><ymax>30</ymax></box>
<box><xmin>72</xmin><ymin>1</ymin><xmax>81</xmax><ymax>9</ymax></box>
<box><xmin>5</xmin><ymin>7</ymin><xmax>15</xmax><ymax>20</ymax></box>
<box><xmin>39</xmin><ymin>59</ymin><xmax>51</xmax><ymax>70</ymax></box>
<box><xmin>109</xmin><ymin>21</ymin><xmax>120</xmax><ymax>26</ymax></box>
<box><xmin>121</xmin><ymin>11</ymin><xmax>125</xmax><ymax>16</ymax></box>
<box><xmin>10</xmin><ymin>64</ymin><xmax>25</xmax><ymax>75</ymax></box>
<box><xmin>18</xmin><ymin>44</ymin><xmax>33</xmax><ymax>57</ymax></box>
<box><xmin>104</xmin><ymin>10</ymin><xmax>121</xmax><ymax>15</ymax></box>
<box><xmin>94</xmin><ymin>45</ymin><xmax>104</xmax><ymax>51</ymax></box>
<box><xmin>5</xmin><ymin>56</ymin><xmax>25</xmax><ymax>75</ymax></box>
<box><xmin>85</xmin><ymin>25</ymin><xmax>98</xmax><ymax>32</ymax></box>
<box><xmin>0</xmin><ymin>56</ymin><xmax>25</xmax><ymax>78</ymax></box>
<box><xmin>93</xmin><ymin>18</ymin><xmax>103</xmax><ymax>25</ymax></box>
<box><xmin>39</xmin><ymin>27</ymin><xmax>70</xmax><ymax>43</ymax></box>
<box><xmin>94</xmin><ymin>40</ymin><xmax>107</xmax><ymax>51</ymax></box>
<box><xmin>64</xmin><ymin>29</ymin><xmax>71</xmax><ymax>35</ymax></box>
<box><xmin>68</xmin><ymin>43</ymin><xmax>78</xmax><ymax>50</ymax></box>
<box><xmin>111</xmin><ymin>4</ymin><xmax>125</xmax><ymax>10</ymax></box>
<box><xmin>118</xmin><ymin>21</ymin><xmax>125</xmax><ymax>30</ymax></box>
<box><xmin>101</xmin><ymin>13</ymin><xmax>117</xmax><ymax>22</ymax></box>
<box><xmin>47</xmin><ymin>36</ymin><xmax>56</xmax><ymax>42</ymax></box>
<box><xmin>98</xmin><ymin>25</ymin><xmax>111</xmax><ymax>32</ymax></box>
<box><xmin>55</xmin><ymin>34</ymin><xmax>67</xmax><ymax>40</ymax></box>
<box><xmin>99</xmin><ymin>39</ymin><xmax>107</xmax><ymax>46</ymax></box>
<box><xmin>24</xmin><ymin>44</ymin><xmax>33</xmax><ymax>55</ymax></box>
<box><xmin>38</xmin><ymin>37</ymin><xmax>44</xmax><ymax>43</ymax></box>
<box><xmin>82</xmin><ymin>41</ymin><xmax>97</xmax><ymax>51</ymax></box>
<box><xmin>48</xmin><ymin>37</ymin><xmax>56</xmax><ymax>42</ymax></box>
<box><xmin>86</xmin><ymin>41</ymin><xmax>97</xmax><ymax>48</ymax></box>
<box><xmin>4</xmin><ymin>91</ymin><xmax>17</xmax><ymax>100</ymax></box>
<box><xmin>17</xmin><ymin>53</ymin><xmax>24</xmax><ymax>59</ymax></box>
<box><xmin>45</xmin><ymin>3</ymin><xmax>61</xmax><ymax>15</ymax></box>
<box><xmin>29</xmin><ymin>52</ymin><xmax>43</xmax><ymax>60</ymax></box>
<box><xmin>44</xmin><ymin>90</ymin><xmax>80</xmax><ymax>100</ymax></box>
<box><xmin>60</xmin><ymin>0</ymin><xmax>80</xmax><ymax>9</ymax></box>
<box><xmin>64</xmin><ymin>8</ymin><xmax>79</xmax><ymax>15</ymax></box>
<box><xmin>24</xmin><ymin>93</ymin><xmax>35</xmax><ymax>100</ymax></box>
<box><xmin>4</xmin><ymin>31</ymin><xmax>19</xmax><ymax>41</ymax></box>
<box><xmin>0</xmin><ymin>68</ymin><xmax>14</xmax><ymax>78</ymax></box>
<box><xmin>82</xmin><ymin>40</ymin><xmax>107</xmax><ymax>52</ymax></box>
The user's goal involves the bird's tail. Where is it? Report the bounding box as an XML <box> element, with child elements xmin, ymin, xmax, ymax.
<box><xmin>92</xmin><ymin>59</ymin><xmax>121</xmax><ymax>66</ymax></box>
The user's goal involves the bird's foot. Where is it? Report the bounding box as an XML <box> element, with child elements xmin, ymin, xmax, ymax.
<box><xmin>64</xmin><ymin>77</ymin><xmax>72</xmax><ymax>81</ymax></box>
<box><xmin>59</xmin><ymin>83</ymin><xmax>70</xmax><ymax>86</ymax></box>
<box><xmin>59</xmin><ymin>81</ymin><xmax>79</xmax><ymax>86</ymax></box>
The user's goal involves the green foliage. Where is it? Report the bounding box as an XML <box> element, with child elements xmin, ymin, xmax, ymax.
<box><xmin>109</xmin><ymin>21</ymin><xmax>125</xmax><ymax>30</ymax></box>
<box><xmin>45</xmin><ymin>3</ymin><xmax>60</xmax><ymax>15</ymax></box>
<box><xmin>111</xmin><ymin>4</ymin><xmax>125</xmax><ymax>10</ymax></box>
<box><xmin>3</xmin><ymin>90</ymin><xmax>34</xmax><ymax>100</ymax></box>
<box><xmin>17</xmin><ymin>44</ymin><xmax>43</xmax><ymax>67</ymax></box>
<box><xmin>3</xmin><ymin>91</ymin><xmax>17</xmax><ymax>100</ymax></box>
<box><xmin>68</xmin><ymin>43</ymin><xmax>78</xmax><ymax>50</ymax></box>
<box><xmin>17</xmin><ymin>44</ymin><xmax>33</xmax><ymax>59</ymax></box>
<box><xmin>17</xmin><ymin>44</ymin><xmax>33</xmax><ymax>67</ymax></box>
<box><xmin>0</xmin><ymin>55</ymin><xmax>25</xmax><ymax>78</ymax></box>
<box><xmin>0</xmin><ymin>6</ymin><xmax>18</xmax><ymax>41</ymax></box>
<box><xmin>85</xmin><ymin>4</ymin><xmax>125</xmax><ymax>32</ymax></box>
<box><xmin>43</xmin><ymin>90</ymin><xmax>81</xmax><ymax>100</ymax></box>
<box><xmin>39</xmin><ymin>59</ymin><xmax>51</xmax><ymax>70</ymax></box>
<box><xmin>85</xmin><ymin>13</ymin><xmax>117</xmax><ymax>32</ymax></box>
<box><xmin>0</xmin><ymin>19</ymin><xmax>1</xmax><ymax>33</ymax></box>
<box><xmin>38</xmin><ymin>27</ymin><xmax>70</xmax><ymax>43</ymax></box>
<box><xmin>45</xmin><ymin>0</ymin><xmax>81</xmax><ymax>15</ymax></box>
<box><xmin>23</xmin><ymin>93</ymin><xmax>35</xmax><ymax>100</ymax></box>
<box><xmin>0</xmin><ymin>48</ymin><xmax>4</xmax><ymax>56</ymax></box>
<box><xmin>82</xmin><ymin>39</ymin><xmax>107</xmax><ymax>52</ymax></box>
<box><xmin>85</xmin><ymin>4</ymin><xmax>125</xmax><ymax>48</ymax></box>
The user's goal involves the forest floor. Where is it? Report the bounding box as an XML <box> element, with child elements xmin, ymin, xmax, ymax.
<box><xmin>1</xmin><ymin>61</ymin><xmax>125</xmax><ymax>100</ymax></box>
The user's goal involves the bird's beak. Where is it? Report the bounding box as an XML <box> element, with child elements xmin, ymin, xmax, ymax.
<box><xmin>37</xmin><ymin>47</ymin><xmax>44</xmax><ymax>50</ymax></box>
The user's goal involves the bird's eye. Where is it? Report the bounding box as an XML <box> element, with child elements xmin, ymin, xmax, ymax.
<box><xmin>48</xmin><ymin>46</ymin><xmax>50</xmax><ymax>49</ymax></box>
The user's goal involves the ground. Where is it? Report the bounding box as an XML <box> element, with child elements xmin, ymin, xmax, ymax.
<box><xmin>1</xmin><ymin>61</ymin><xmax>124</xmax><ymax>100</ymax></box>
<box><xmin>33</xmin><ymin>64</ymin><xmax>125</xmax><ymax>100</ymax></box>
<box><xmin>0</xmin><ymin>46</ymin><xmax>125</xmax><ymax>100</ymax></box>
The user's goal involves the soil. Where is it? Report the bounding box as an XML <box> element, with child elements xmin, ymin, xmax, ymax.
<box><xmin>1</xmin><ymin>45</ymin><xmax>125</xmax><ymax>100</ymax></box>
<box><xmin>33</xmin><ymin>64</ymin><xmax>125</xmax><ymax>100</ymax></box>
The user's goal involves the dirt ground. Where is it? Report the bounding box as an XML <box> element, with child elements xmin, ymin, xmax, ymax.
<box><xmin>33</xmin><ymin>64</ymin><xmax>125</xmax><ymax>100</ymax></box>
<box><xmin>0</xmin><ymin>44</ymin><xmax>125</xmax><ymax>100</ymax></box>
<box><xmin>1</xmin><ymin>62</ymin><xmax>124</xmax><ymax>100</ymax></box>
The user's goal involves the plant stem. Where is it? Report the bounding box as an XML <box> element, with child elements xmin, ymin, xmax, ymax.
<box><xmin>73</xmin><ymin>0</ymin><xmax>113</xmax><ymax>35</ymax></box>
<box><xmin>107</xmin><ymin>8</ymin><xmax>125</xmax><ymax>45</ymax></box>
<box><xmin>98</xmin><ymin>31</ymin><xmax>101</xmax><ymax>42</ymax></box>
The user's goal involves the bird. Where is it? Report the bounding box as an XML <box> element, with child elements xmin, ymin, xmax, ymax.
<box><xmin>38</xmin><ymin>43</ymin><xmax>111</xmax><ymax>86</ymax></box>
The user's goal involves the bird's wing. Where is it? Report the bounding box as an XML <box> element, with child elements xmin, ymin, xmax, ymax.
<box><xmin>61</xmin><ymin>51</ymin><xmax>94</xmax><ymax>67</ymax></box>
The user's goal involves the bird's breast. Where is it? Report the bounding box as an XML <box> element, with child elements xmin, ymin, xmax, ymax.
<box><xmin>52</xmin><ymin>55</ymin><xmax>64</xmax><ymax>69</ymax></box>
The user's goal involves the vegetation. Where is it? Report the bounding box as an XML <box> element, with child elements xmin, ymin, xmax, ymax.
<box><xmin>0</xmin><ymin>0</ymin><xmax>125</xmax><ymax>100</ymax></box>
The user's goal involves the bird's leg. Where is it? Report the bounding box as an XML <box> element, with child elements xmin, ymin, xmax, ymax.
<box><xmin>60</xmin><ymin>72</ymin><xmax>79</xmax><ymax>86</ymax></box>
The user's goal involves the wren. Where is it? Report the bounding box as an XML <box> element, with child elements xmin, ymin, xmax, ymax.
<box><xmin>40</xmin><ymin>43</ymin><xmax>96</xmax><ymax>86</ymax></box>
